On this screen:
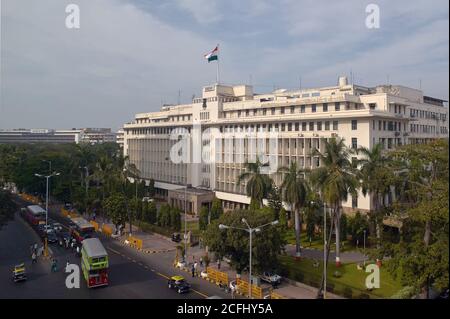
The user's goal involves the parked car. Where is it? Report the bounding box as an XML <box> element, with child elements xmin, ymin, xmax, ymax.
<box><xmin>168</xmin><ymin>275</ymin><xmax>190</xmax><ymax>294</ymax></box>
<box><xmin>260</xmin><ymin>271</ymin><xmax>282</xmax><ymax>286</ymax></box>
<box><xmin>171</xmin><ymin>233</ymin><xmax>181</xmax><ymax>243</ymax></box>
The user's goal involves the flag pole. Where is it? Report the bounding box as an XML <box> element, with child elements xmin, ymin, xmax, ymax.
<box><xmin>217</xmin><ymin>58</ymin><xmax>220</xmax><ymax>84</ymax></box>
<box><xmin>216</xmin><ymin>44</ymin><xmax>220</xmax><ymax>84</ymax></box>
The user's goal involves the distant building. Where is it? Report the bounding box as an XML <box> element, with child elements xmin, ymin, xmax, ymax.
<box><xmin>80</xmin><ymin>128</ymin><xmax>117</xmax><ymax>144</ymax></box>
<box><xmin>0</xmin><ymin>127</ymin><xmax>117</xmax><ymax>145</ymax></box>
<box><xmin>0</xmin><ymin>128</ymin><xmax>82</xmax><ymax>144</ymax></box>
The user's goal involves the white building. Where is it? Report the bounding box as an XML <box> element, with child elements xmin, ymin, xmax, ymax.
<box><xmin>123</xmin><ymin>76</ymin><xmax>448</xmax><ymax>214</ymax></box>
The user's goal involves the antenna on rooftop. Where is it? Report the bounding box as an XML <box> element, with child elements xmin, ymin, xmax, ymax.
<box><xmin>299</xmin><ymin>76</ymin><xmax>302</xmax><ymax>90</ymax></box>
<box><xmin>177</xmin><ymin>89</ymin><xmax>181</xmax><ymax>104</ymax></box>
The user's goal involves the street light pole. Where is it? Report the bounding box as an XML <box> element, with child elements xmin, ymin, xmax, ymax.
<box><xmin>323</xmin><ymin>202</ymin><xmax>327</xmax><ymax>299</ymax></box>
<box><xmin>35</xmin><ymin>172</ymin><xmax>60</xmax><ymax>257</ymax></box>
<box><xmin>219</xmin><ymin>219</ymin><xmax>279</xmax><ymax>299</ymax></box>
<box><xmin>363</xmin><ymin>230</ymin><xmax>366</xmax><ymax>266</ymax></box>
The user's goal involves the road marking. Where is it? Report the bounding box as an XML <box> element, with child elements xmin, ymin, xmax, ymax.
<box><xmin>107</xmin><ymin>247</ymin><xmax>121</xmax><ymax>255</ymax></box>
<box><xmin>156</xmin><ymin>272</ymin><xmax>170</xmax><ymax>279</ymax></box>
<box><xmin>192</xmin><ymin>289</ymin><xmax>209</xmax><ymax>298</ymax></box>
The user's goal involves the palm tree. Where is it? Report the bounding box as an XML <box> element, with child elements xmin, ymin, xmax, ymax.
<box><xmin>357</xmin><ymin>143</ymin><xmax>393</xmax><ymax>247</ymax></box>
<box><xmin>93</xmin><ymin>156</ymin><xmax>114</xmax><ymax>200</ymax></box>
<box><xmin>237</xmin><ymin>158</ymin><xmax>272</xmax><ymax>208</ymax></box>
<box><xmin>278</xmin><ymin>161</ymin><xmax>310</xmax><ymax>258</ymax></box>
<box><xmin>310</xmin><ymin>138</ymin><xmax>358</xmax><ymax>267</ymax></box>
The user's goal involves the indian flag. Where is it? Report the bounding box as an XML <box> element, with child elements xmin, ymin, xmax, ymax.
<box><xmin>204</xmin><ymin>45</ymin><xmax>219</xmax><ymax>62</ymax></box>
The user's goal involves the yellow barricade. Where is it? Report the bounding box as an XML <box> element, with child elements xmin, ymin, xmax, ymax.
<box><xmin>128</xmin><ymin>235</ymin><xmax>143</xmax><ymax>250</ymax></box>
<box><xmin>61</xmin><ymin>208</ymin><xmax>69</xmax><ymax>217</ymax></box>
<box><xmin>102</xmin><ymin>224</ymin><xmax>113</xmax><ymax>237</ymax></box>
<box><xmin>236</xmin><ymin>278</ymin><xmax>263</xmax><ymax>299</ymax></box>
<box><xmin>90</xmin><ymin>221</ymin><xmax>99</xmax><ymax>231</ymax></box>
<box><xmin>206</xmin><ymin>267</ymin><xmax>229</xmax><ymax>286</ymax></box>
<box><xmin>270</xmin><ymin>292</ymin><xmax>286</xmax><ymax>299</ymax></box>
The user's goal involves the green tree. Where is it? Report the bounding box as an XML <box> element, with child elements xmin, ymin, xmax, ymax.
<box><xmin>357</xmin><ymin>143</ymin><xmax>394</xmax><ymax>247</ymax></box>
<box><xmin>199</xmin><ymin>206</ymin><xmax>209</xmax><ymax>231</ymax></box>
<box><xmin>310</xmin><ymin>137</ymin><xmax>358</xmax><ymax>268</ymax></box>
<box><xmin>204</xmin><ymin>209</ymin><xmax>285</xmax><ymax>274</ymax></box>
<box><xmin>237</xmin><ymin>158</ymin><xmax>272</xmax><ymax>208</ymax></box>
<box><xmin>0</xmin><ymin>191</ymin><xmax>17</xmax><ymax>229</ymax></box>
<box><xmin>158</xmin><ymin>203</ymin><xmax>171</xmax><ymax>227</ymax></box>
<box><xmin>210</xmin><ymin>198</ymin><xmax>223</xmax><ymax>220</ymax></box>
<box><xmin>278</xmin><ymin>161</ymin><xmax>310</xmax><ymax>258</ymax></box>
<box><xmin>383</xmin><ymin>139</ymin><xmax>449</xmax><ymax>297</ymax></box>
<box><xmin>267</xmin><ymin>185</ymin><xmax>283</xmax><ymax>220</ymax></box>
<box><xmin>103</xmin><ymin>193</ymin><xmax>128</xmax><ymax>231</ymax></box>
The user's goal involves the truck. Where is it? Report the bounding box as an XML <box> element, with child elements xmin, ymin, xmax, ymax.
<box><xmin>81</xmin><ymin>238</ymin><xmax>109</xmax><ymax>288</ymax></box>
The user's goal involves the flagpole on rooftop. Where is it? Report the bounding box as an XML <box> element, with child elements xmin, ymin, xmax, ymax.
<box><xmin>216</xmin><ymin>44</ymin><xmax>220</xmax><ymax>84</ymax></box>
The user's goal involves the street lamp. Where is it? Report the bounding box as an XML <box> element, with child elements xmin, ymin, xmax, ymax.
<box><xmin>35</xmin><ymin>171</ymin><xmax>60</xmax><ymax>258</ymax></box>
<box><xmin>219</xmin><ymin>218</ymin><xmax>279</xmax><ymax>299</ymax></box>
<box><xmin>363</xmin><ymin>229</ymin><xmax>367</xmax><ymax>266</ymax></box>
<box><xmin>311</xmin><ymin>200</ymin><xmax>328</xmax><ymax>299</ymax></box>
<box><xmin>35</xmin><ymin>172</ymin><xmax>60</xmax><ymax>227</ymax></box>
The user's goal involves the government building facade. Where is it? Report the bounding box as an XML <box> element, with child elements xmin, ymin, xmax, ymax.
<box><xmin>122</xmin><ymin>76</ymin><xmax>448</xmax><ymax>215</ymax></box>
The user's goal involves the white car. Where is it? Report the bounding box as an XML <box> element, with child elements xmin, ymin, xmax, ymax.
<box><xmin>261</xmin><ymin>271</ymin><xmax>282</xmax><ymax>286</ymax></box>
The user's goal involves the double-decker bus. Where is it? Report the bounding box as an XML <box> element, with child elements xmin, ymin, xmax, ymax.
<box><xmin>81</xmin><ymin>238</ymin><xmax>109</xmax><ymax>288</ymax></box>
<box><xmin>24</xmin><ymin>205</ymin><xmax>46</xmax><ymax>227</ymax></box>
<box><xmin>69</xmin><ymin>217</ymin><xmax>95</xmax><ymax>244</ymax></box>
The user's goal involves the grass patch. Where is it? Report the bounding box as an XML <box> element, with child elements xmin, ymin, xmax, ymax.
<box><xmin>279</xmin><ymin>255</ymin><xmax>403</xmax><ymax>299</ymax></box>
<box><xmin>284</xmin><ymin>231</ymin><xmax>355</xmax><ymax>253</ymax></box>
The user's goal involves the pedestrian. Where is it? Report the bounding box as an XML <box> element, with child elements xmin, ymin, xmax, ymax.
<box><xmin>199</xmin><ymin>257</ymin><xmax>203</xmax><ymax>267</ymax></box>
<box><xmin>31</xmin><ymin>252</ymin><xmax>37</xmax><ymax>264</ymax></box>
<box><xmin>217</xmin><ymin>259</ymin><xmax>221</xmax><ymax>270</ymax></box>
<box><xmin>194</xmin><ymin>261</ymin><xmax>198</xmax><ymax>276</ymax></box>
<box><xmin>191</xmin><ymin>264</ymin><xmax>195</xmax><ymax>278</ymax></box>
<box><xmin>65</xmin><ymin>259</ymin><xmax>70</xmax><ymax>272</ymax></box>
<box><xmin>34</xmin><ymin>242</ymin><xmax>38</xmax><ymax>252</ymax></box>
<box><xmin>93</xmin><ymin>212</ymin><xmax>96</xmax><ymax>221</ymax></box>
<box><xmin>76</xmin><ymin>245</ymin><xmax>80</xmax><ymax>256</ymax></box>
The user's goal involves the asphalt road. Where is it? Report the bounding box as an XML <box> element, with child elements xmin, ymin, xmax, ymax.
<box><xmin>0</xmin><ymin>200</ymin><xmax>231</xmax><ymax>299</ymax></box>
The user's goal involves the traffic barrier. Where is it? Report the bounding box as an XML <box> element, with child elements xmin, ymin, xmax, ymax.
<box><xmin>90</xmin><ymin>221</ymin><xmax>99</xmax><ymax>232</ymax></box>
<box><xmin>270</xmin><ymin>291</ymin><xmax>286</xmax><ymax>299</ymax></box>
<box><xmin>236</xmin><ymin>278</ymin><xmax>263</xmax><ymax>299</ymax></box>
<box><xmin>102</xmin><ymin>224</ymin><xmax>113</xmax><ymax>237</ymax></box>
<box><xmin>61</xmin><ymin>208</ymin><xmax>70</xmax><ymax>217</ymax></box>
<box><xmin>127</xmin><ymin>235</ymin><xmax>143</xmax><ymax>250</ymax></box>
<box><xmin>206</xmin><ymin>267</ymin><xmax>229</xmax><ymax>286</ymax></box>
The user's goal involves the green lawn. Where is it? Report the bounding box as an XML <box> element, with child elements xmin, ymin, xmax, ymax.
<box><xmin>181</xmin><ymin>220</ymin><xmax>200</xmax><ymax>235</ymax></box>
<box><xmin>284</xmin><ymin>231</ymin><xmax>357</xmax><ymax>253</ymax></box>
<box><xmin>279</xmin><ymin>255</ymin><xmax>403</xmax><ymax>299</ymax></box>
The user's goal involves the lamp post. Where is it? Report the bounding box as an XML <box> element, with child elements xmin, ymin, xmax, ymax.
<box><xmin>219</xmin><ymin>218</ymin><xmax>279</xmax><ymax>299</ymax></box>
<box><xmin>363</xmin><ymin>229</ymin><xmax>366</xmax><ymax>266</ymax></box>
<box><xmin>35</xmin><ymin>171</ymin><xmax>60</xmax><ymax>258</ymax></box>
<box><xmin>311</xmin><ymin>200</ymin><xmax>327</xmax><ymax>299</ymax></box>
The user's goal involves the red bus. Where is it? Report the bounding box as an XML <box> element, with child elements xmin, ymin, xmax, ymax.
<box><xmin>70</xmin><ymin>217</ymin><xmax>95</xmax><ymax>244</ymax></box>
<box><xmin>24</xmin><ymin>205</ymin><xmax>46</xmax><ymax>226</ymax></box>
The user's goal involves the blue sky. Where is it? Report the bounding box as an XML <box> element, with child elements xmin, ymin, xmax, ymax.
<box><xmin>1</xmin><ymin>0</ymin><xmax>448</xmax><ymax>130</ymax></box>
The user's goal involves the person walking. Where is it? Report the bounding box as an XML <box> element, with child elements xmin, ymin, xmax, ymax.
<box><xmin>217</xmin><ymin>259</ymin><xmax>221</xmax><ymax>270</ymax></box>
<box><xmin>194</xmin><ymin>261</ymin><xmax>198</xmax><ymax>276</ymax></box>
<box><xmin>199</xmin><ymin>257</ymin><xmax>203</xmax><ymax>268</ymax></box>
<box><xmin>31</xmin><ymin>251</ymin><xmax>37</xmax><ymax>264</ymax></box>
<box><xmin>191</xmin><ymin>264</ymin><xmax>195</xmax><ymax>278</ymax></box>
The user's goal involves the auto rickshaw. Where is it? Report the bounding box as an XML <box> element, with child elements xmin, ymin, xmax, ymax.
<box><xmin>12</xmin><ymin>263</ymin><xmax>27</xmax><ymax>282</ymax></box>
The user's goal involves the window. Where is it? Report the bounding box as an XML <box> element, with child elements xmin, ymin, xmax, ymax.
<box><xmin>295</xmin><ymin>123</ymin><xmax>299</xmax><ymax>131</ymax></box>
<box><xmin>323</xmin><ymin>103</ymin><xmax>328</xmax><ymax>112</ymax></box>
<box><xmin>351</xmin><ymin>138</ymin><xmax>357</xmax><ymax>149</ymax></box>
<box><xmin>311</xmin><ymin>92</ymin><xmax>320</xmax><ymax>97</ymax></box>
<box><xmin>325</xmin><ymin>121</ymin><xmax>330</xmax><ymax>130</ymax></box>
<box><xmin>300</xmin><ymin>105</ymin><xmax>305</xmax><ymax>113</ymax></box>
<box><xmin>315</xmin><ymin>157</ymin><xmax>320</xmax><ymax>167</ymax></box>
<box><xmin>351</xmin><ymin>120</ymin><xmax>357</xmax><ymax>130</ymax></box>
<box><xmin>288</xmin><ymin>123</ymin><xmax>292</xmax><ymax>131</ymax></box>
<box><xmin>262</xmin><ymin>109</ymin><xmax>266</xmax><ymax>116</ymax></box>
<box><xmin>317</xmin><ymin>122</ymin><xmax>322</xmax><ymax>131</ymax></box>
<box><xmin>280</xmin><ymin>107</ymin><xmax>285</xmax><ymax>114</ymax></box>
<box><xmin>309</xmin><ymin>122</ymin><xmax>314</xmax><ymax>131</ymax></box>
<box><xmin>335</xmin><ymin>102</ymin><xmax>340</xmax><ymax>111</ymax></box>
<box><xmin>302</xmin><ymin>122</ymin><xmax>307</xmax><ymax>131</ymax></box>
<box><xmin>271</xmin><ymin>108</ymin><xmax>275</xmax><ymax>115</ymax></box>
<box><xmin>333</xmin><ymin>121</ymin><xmax>338</xmax><ymax>130</ymax></box>
<box><xmin>311</xmin><ymin>104</ymin><xmax>316</xmax><ymax>112</ymax></box>
<box><xmin>290</xmin><ymin>106</ymin><xmax>295</xmax><ymax>114</ymax></box>
<box><xmin>246</xmin><ymin>110</ymin><xmax>249</xmax><ymax>116</ymax></box>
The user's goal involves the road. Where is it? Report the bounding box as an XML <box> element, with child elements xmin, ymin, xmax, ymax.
<box><xmin>0</xmin><ymin>200</ymin><xmax>231</xmax><ymax>299</ymax></box>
